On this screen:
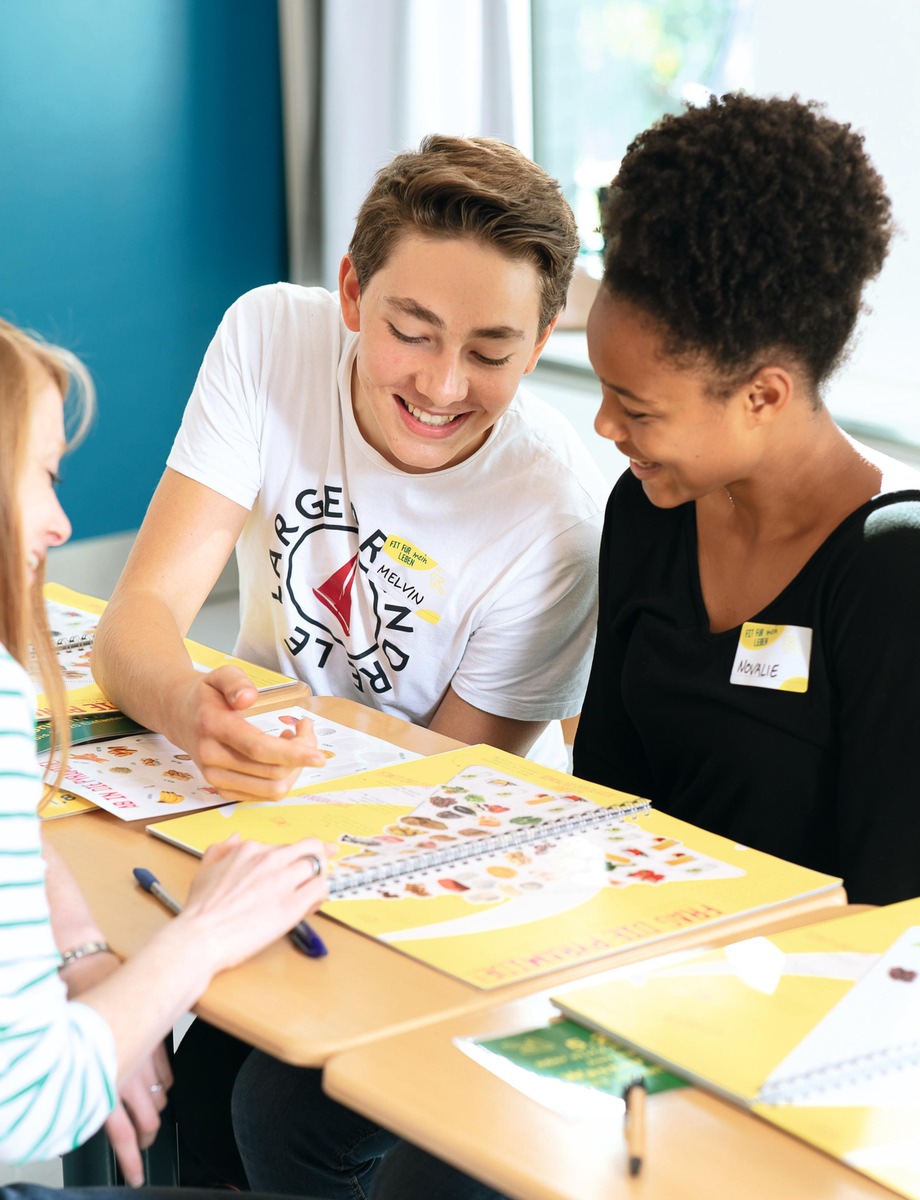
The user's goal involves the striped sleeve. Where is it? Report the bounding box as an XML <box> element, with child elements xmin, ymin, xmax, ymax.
<box><xmin>0</xmin><ymin>648</ymin><xmax>117</xmax><ymax>1164</ymax></box>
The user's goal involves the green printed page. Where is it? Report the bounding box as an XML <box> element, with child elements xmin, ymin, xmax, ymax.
<box><xmin>476</xmin><ymin>1019</ymin><xmax>686</xmax><ymax>1097</ymax></box>
<box><xmin>458</xmin><ymin>1018</ymin><xmax>686</xmax><ymax>1122</ymax></box>
<box><xmin>35</xmin><ymin>711</ymin><xmax>144</xmax><ymax>755</ymax></box>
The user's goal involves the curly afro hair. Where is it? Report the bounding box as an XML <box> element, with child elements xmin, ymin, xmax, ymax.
<box><xmin>602</xmin><ymin>93</ymin><xmax>893</xmax><ymax>391</ymax></box>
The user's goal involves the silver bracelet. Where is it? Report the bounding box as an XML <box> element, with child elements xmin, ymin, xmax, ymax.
<box><xmin>59</xmin><ymin>940</ymin><xmax>116</xmax><ymax>970</ymax></box>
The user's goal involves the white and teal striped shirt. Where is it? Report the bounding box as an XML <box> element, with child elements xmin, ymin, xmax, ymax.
<box><xmin>0</xmin><ymin>646</ymin><xmax>116</xmax><ymax>1163</ymax></box>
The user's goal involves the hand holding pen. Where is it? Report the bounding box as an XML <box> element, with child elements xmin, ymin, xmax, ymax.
<box><xmin>135</xmin><ymin>865</ymin><xmax>328</xmax><ymax>958</ymax></box>
<box><xmin>133</xmin><ymin>835</ymin><xmax>330</xmax><ymax>972</ymax></box>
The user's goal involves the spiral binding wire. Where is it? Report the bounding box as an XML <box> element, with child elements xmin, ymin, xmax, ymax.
<box><xmin>327</xmin><ymin>795</ymin><xmax>650</xmax><ymax>896</ymax></box>
<box><xmin>52</xmin><ymin>631</ymin><xmax>95</xmax><ymax>650</ymax></box>
<box><xmin>757</xmin><ymin>1038</ymin><xmax>920</xmax><ymax>1105</ymax></box>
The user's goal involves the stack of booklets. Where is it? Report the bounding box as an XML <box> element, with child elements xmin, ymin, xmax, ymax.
<box><xmin>148</xmin><ymin>743</ymin><xmax>843</xmax><ymax>991</ymax></box>
<box><xmin>553</xmin><ymin>900</ymin><xmax>920</xmax><ymax>1199</ymax></box>
<box><xmin>37</xmin><ymin>583</ymin><xmax>140</xmax><ymax>754</ymax></box>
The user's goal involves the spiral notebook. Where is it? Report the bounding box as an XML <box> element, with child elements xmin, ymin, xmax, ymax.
<box><xmin>148</xmin><ymin>743</ymin><xmax>841</xmax><ymax>990</ymax></box>
<box><xmin>554</xmin><ymin>899</ymin><xmax>920</xmax><ymax>1199</ymax></box>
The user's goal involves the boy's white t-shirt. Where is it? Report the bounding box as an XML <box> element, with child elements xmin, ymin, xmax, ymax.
<box><xmin>168</xmin><ymin>284</ymin><xmax>608</xmax><ymax>766</ymax></box>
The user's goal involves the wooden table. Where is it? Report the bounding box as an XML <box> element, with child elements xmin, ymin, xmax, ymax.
<box><xmin>46</xmin><ymin>696</ymin><xmax>847</xmax><ymax>1068</ymax></box>
<box><xmin>323</xmin><ymin>942</ymin><xmax>895</xmax><ymax>1200</ymax></box>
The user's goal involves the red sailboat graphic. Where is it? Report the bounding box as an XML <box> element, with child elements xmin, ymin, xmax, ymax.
<box><xmin>312</xmin><ymin>553</ymin><xmax>359</xmax><ymax>635</ymax></box>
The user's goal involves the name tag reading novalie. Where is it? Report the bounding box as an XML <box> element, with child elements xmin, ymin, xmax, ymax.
<box><xmin>730</xmin><ymin>622</ymin><xmax>812</xmax><ymax>693</ymax></box>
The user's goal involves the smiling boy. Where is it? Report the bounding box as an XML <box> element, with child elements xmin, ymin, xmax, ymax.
<box><xmin>93</xmin><ymin>136</ymin><xmax>608</xmax><ymax>793</ymax></box>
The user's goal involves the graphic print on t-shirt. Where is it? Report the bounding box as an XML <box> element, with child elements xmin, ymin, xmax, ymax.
<box><xmin>270</xmin><ymin>483</ymin><xmax>447</xmax><ymax>699</ymax></box>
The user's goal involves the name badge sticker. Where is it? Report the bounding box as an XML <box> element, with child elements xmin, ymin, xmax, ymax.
<box><xmin>730</xmin><ymin>623</ymin><xmax>812</xmax><ymax>693</ymax></box>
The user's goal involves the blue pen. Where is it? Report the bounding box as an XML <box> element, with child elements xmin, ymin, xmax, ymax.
<box><xmin>289</xmin><ymin>919</ymin><xmax>328</xmax><ymax>958</ymax></box>
<box><xmin>133</xmin><ymin>867</ymin><xmax>327</xmax><ymax>960</ymax></box>
<box><xmin>133</xmin><ymin>867</ymin><xmax>182</xmax><ymax>914</ymax></box>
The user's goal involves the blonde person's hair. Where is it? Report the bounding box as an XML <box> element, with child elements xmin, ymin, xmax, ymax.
<box><xmin>0</xmin><ymin>319</ymin><xmax>94</xmax><ymax>807</ymax></box>
<box><xmin>348</xmin><ymin>135</ymin><xmax>579</xmax><ymax>333</ymax></box>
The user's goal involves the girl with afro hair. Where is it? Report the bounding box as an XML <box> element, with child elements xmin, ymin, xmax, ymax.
<box><xmin>576</xmin><ymin>93</ymin><xmax>920</xmax><ymax>906</ymax></box>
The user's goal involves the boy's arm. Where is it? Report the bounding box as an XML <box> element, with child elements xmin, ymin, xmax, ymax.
<box><xmin>429</xmin><ymin>685</ymin><xmax>547</xmax><ymax>756</ymax></box>
<box><xmin>93</xmin><ymin>468</ymin><xmax>325</xmax><ymax>801</ymax></box>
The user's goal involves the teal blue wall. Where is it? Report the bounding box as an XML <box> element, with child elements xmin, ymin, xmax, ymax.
<box><xmin>0</xmin><ymin>0</ymin><xmax>286</xmax><ymax>538</ymax></box>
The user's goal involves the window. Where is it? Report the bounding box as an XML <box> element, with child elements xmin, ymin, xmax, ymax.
<box><xmin>532</xmin><ymin>0</ymin><xmax>747</xmax><ymax>256</ymax></box>
<box><xmin>531</xmin><ymin>0</ymin><xmax>920</xmax><ymax>453</ymax></box>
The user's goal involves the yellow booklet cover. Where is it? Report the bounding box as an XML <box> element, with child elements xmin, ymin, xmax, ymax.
<box><xmin>38</xmin><ymin>583</ymin><xmax>301</xmax><ymax>721</ymax></box>
<box><xmin>555</xmin><ymin>900</ymin><xmax>920</xmax><ymax>1200</ymax></box>
<box><xmin>148</xmin><ymin>743</ymin><xmax>841</xmax><ymax>991</ymax></box>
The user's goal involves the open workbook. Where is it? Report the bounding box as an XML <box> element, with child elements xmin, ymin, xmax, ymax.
<box><xmin>148</xmin><ymin>744</ymin><xmax>842</xmax><ymax>990</ymax></box>
<box><xmin>554</xmin><ymin>899</ymin><xmax>920</xmax><ymax>1200</ymax></box>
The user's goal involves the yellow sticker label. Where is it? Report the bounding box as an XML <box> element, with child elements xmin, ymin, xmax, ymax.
<box><xmin>730</xmin><ymin>623</ymin><xmax>813</xmax><ymax>693</ymax></box>
<box><xmin>384</xmin><ymin>536</ymin><xmax>437</xmax><ymax>572</ymax></box>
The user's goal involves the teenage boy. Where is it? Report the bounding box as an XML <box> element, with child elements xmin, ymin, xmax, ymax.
<box><xmin>93</xmin><ymin>135</ymin><xmax>608</xmax><ymax>788</ymax></box>
<box><xmin>93</xmin><ymin>134</ymin><xmax>607</xmax><ymax>1199</ymax></box>
<box><xmin>92</xmin><ymin>134</ymin><xmax>607</xmax><ymax>1200</ymax></box>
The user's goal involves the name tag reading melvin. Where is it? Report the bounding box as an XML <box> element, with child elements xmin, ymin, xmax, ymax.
<box><xmin>729</xmin><ymin>622</ymin><xmax>812</xmax><ymax>693</ymax></box>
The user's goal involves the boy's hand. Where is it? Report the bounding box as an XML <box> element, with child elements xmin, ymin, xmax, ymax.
<box><xmin>171</xmin><ymin>666</ymin><xmax>327</xmax><ymax>803</ymax></box>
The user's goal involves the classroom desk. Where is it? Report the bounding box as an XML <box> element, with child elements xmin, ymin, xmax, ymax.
<box><xmin>323</xmin><ymin>932</ymin><xmax>894</xmax><ymax>1200</ymax></box>
<box><xmin>46</xmin><ymin>696</ymin><xmax>847</xmax><ymax>1069</ymax></box>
